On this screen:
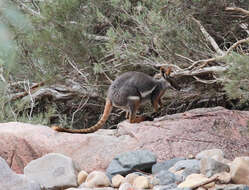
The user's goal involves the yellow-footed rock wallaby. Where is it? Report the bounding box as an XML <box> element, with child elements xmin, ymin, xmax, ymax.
<box><xmin>52</xmin><ymin>67</ymin><xmax>180</xmax><ymax>133</ymax></box>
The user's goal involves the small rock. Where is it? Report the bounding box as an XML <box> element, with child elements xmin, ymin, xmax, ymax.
<box><xmin>153</xmin><ymin>183</ymin><xmax>177</xmax><ymax>190</ymax></box>
<box><xmin>178</xmin><ymin>173</ymin><xmax>215</xmax><ymax>189</ymax></box>
<box><xmin>200</xmin><ymin>158</ymin><xmax>230</xmax><ymax>177</ymax></box>
<box><xmin>125</xmin><ymin>173</ymin><xmax>139</xmax><ymax>185</ymax></box>
<box><xmin>0</xmin><ymin>157</ymin><xmax>41</xmax><ymax>190</ymax></box>
<box><xmin>119</xmin><ymin>182</ymin><xmax>134</xmax><ymax>190</ymax></box>
<box><xmin>196</xmin><ymin>149</ymin><xmax>224</xmax><ymax>160</ymax></box>
<box><xmin>78</xmin><ymin>170</ymin><xmax>88</xmax><ymax>185</ymax></box>
<box><xmin>214</xmin><ymin>184</ymin><xmax>249</xmax><ymax>190</ymax></box>
<box><xmin>170</xmin><ymin>159</ymin><xmax>200</xmax><ymax>180</ymax></box>
<box><xmin>153</xmin><ymin>184</ymin><xmax>191</xmax><ymax>190</ymax></box>
<box><xmin>66</xmin><ymin>188</ymin><xmax>114</xmax><ymax>190</ymax></box>
<box><xmin>214</xmin><ymin>172</ymin><xmax>231</xmax><ymax>184</ymax></box>
<box><xmin>154</xmin><ymin>170</ymin><xmax>177</xmax><ymax>185</ymax></box>
<box><xmin>196</xmin><ymin>187</ymin><xmax>206</xmax><ymax>190</ymax></box>
<box><xmin>106</xmin><ymin>150</ymin><xmax>157</xmax><ymax>177</ymax></box>
<box><xmin>112</xmin><ymin>174</ymin><xmax>125</xmax><ymax>188</ymax></box>
<box><xmin>230</xmin><ymin>157</ymin><xmax>249</xmax><ymax>185</ymax></box>
<box><xmin>173</xmin><ymin>159</ymin><xmax>200</xmax><ymax>172</ymax></box>
<box><xmin>152</xmin><ymin>157</ymin><xmax>185</xmax><ymax>174</ymax></box>
<box><xmin>133</xmin><ymin>176</ymin><xmax>150</xmax><ymax>189</ymax></box>
<box><xmin>24</xmin><ymin>153</ymin><xmax>77</xmax><ymax>189</ymax></box>
<box><xmin>85</xmin><ymin>171</ymin><xmax>111</xmax><ymax>188</ymax></box>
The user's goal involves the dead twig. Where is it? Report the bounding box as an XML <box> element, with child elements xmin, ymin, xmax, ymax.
<box><xmin>225</xmin><ymin>7</ymin><xmax>249</xmax><ymax>16</ymax></box>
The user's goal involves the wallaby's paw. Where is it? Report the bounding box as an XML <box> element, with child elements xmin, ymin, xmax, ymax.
<box><xmin>51</xmin><ymin>125</ymin><xmax>63</xmax><ymax>132</ymax></box>
<box><xmin>143</xmin><ymin>116</ymin><xmax>154</xmax><ymax>121</ymax></box>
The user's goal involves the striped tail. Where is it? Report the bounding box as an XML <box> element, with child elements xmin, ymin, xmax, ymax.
<box><xmin>52</xmin><ymin>99</ymin><xmax>113</xmax><ymax>133</ymax></box>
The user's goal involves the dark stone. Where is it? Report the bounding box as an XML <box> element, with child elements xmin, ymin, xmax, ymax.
<box><xmin>154</xmin><ymin>170</ymin><xmax>177</xmax><ymax>185</ymax></box>
<box><xmin>106</xmin><ymin>149</ymin><xmax>156</xmax><ymax>178</ymax></box>
<box><xmin>174</xmin><ymin>159</ymin><xmax>200</xmax><ymax>172</ymax></box>
<box><xmin>152</xmin><ymin>157</ymin><xmax>186</xmax><ymax>174</ymax></box>
<box><xmin>214</xmin><ymin>184</ymin><xmax>249</xmax><ymax>190</ymax></box>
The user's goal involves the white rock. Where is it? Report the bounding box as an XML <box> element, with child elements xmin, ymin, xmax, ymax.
<box><xmin>119</xmin><ymin>182</ymin><xmax>134</xmax><ymax>190</ymax></box>
<box><xmin>24</xmin><ymin>153</ymin><xmax>77</xmax><ymax>189</ymax></box>
<box><xmin>133</xmin><ymin>175</ymin><xmax>150</xmax><ymax>189</ymax></box>
<box><xmin>178</xmin><ymin>173</ymin><xmax>215</xmax><ymax>189</ymax></box>
<box><xmin>78</xmin><ymin>170</ymin><xmax>88</xmax><ymax>185</ymax></box>
<box><xmin>0</xmin><ymin>157</ymin><xmax>41</xmax><ymax>190</ymax></box>
<box><xmin>125</xmin><ymin>173</ymin><xmax>139</xmax><ymax>185</ymax></box>
<box><xmin>85</xmin><ymin>171</ymin><xmax>111</xmax><ymax>188</ymax></box>
<box><xmin>230</xmin><ymin>157</ymin><xmax>249</xmax><ymax>185</ymax></box>
<box><xmin>196</xmin><ymin>149</ymin><xmax>224</xmax><ymax>160</ymax></box>
<box><xmin>112</xmin><ymin>174</ymin><xmax>125</xmax><ymax>188</ymax></box>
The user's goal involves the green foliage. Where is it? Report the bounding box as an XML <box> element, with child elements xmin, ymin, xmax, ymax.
<box><xmin>0</xmin><ymin>0</ymin><xmax>248</xmax><ymax>126</ymax></box>
<box><xmin>222</xmin><ymin>53</ymin><xmax>249</xmax><ymax>102</ymax></box>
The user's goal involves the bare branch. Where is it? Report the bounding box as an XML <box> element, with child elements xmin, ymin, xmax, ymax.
<box><xmin>192</xmin><ymin>17</ymin><xmax>225</xmax><ymax>56</ymax></box>
<box><xmin>172</xmin><ymin>66</ymin><xmax>228</xmax><ymax>78</ymax></box>
<box><xmin>225</xmin><ymin>37</ymin><xmax>249</xmax><ymax>55</ymax></box>
<box><xmin>225</xmin><ymin>7</ymin><xmax>249</xmax><ymax>16</ymax></box>
<box><xmin>187</xmin><ymin>37</ymin><xmax>249</xmax><ymax>70</ymax></box>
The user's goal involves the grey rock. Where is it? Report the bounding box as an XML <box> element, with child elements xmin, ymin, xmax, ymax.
<box><xmin>200</xmin><ymin>158</ymin><xmax>230</xmax><ymax>177</ymax></box>
<box><xmin>214</xmin><ymin>184</ymin><xmax>249</xmax><ymax>190</ymax></box>
<box><xmin>153</xmin><ymin>183</ymin><xmax>177</xmax><ymax>190</ymax></box>
<box><xmin>66</xmin><ymin>188</ymin><xmax>114</xmax><ymax>190</ymax></box>
<box><xmin>153</xmin><ymin>184</ymin><xmax>191</xmax><ymax>190</ymax></box>
<box><xmin>154</xmin><ymin>170</ymin><xmax>177</xmax><ymax>185</ymax></box>
<box><xmin>152</xmin><ymin>157</ymin><xmax>185</xmax><ymax>174</ymax></box>
<box><xmin>196</xmin><ymin>149</ymin><xmax>224</xmax><ymax>160</ymax></box>
<box><xmin>24</xmin><ymin>153</ymin><xmax>77</xmax><ymax>190</ymax></box>
<box><xmin>172</xmin><ymin>159</ymin><xmax>200</xmax><ymax>180</ymax></box>
<box><xmin>106</xmin><ymin>150</ymin><xmax>156</xmax><ymax>177</ymax></box>
<box><xmin>181</xmin><ymin>167</ymin><xmax>200</xmax><ymax>180</ymax></box>
<box><xmin>173</xmin><ymin>159</ymin><xmax>200</xmax><ymax>172</ymax></box>
<box><xmin>0</xmin><ymin>157</ymin><xmax>41</xmax><ymax>190</ymax></box>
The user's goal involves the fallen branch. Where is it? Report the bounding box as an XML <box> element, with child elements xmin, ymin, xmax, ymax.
<box><xmin>186</xmin><ymin>37</ymin><xmax>249</xmax><ymax>70</ymax></box>
<box><xmin>9</xmin><ymin>82</ymin><xmax>44</xmax><ymax>101</ymax></box>
<box><xmin>171</xmin><ymin>66</ymin><xmax>228</xmax><ymax>78</ymax></box>
<box><xmin>192</xmin><ymin>17</ymin><xmax>225</xmax><ymax>56</ymax></box>
<box><xmin>225</xmin><ymin>7</ymin><xmax>249</xmax><ymax>16</ymax></box>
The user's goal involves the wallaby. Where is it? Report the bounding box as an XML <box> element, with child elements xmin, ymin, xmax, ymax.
<box><xmin>52</xmin><ymin>67</ymin><xmax>180</xmax><ymax>133</ymax></box>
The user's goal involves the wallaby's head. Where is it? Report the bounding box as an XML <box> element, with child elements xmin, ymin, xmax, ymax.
<box><xmin>160</xmin><ymin>66</ymin><xmax>181</xmax><ymax>91</ymax></box>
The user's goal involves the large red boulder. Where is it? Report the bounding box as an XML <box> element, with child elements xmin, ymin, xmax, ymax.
<box><xmin>0</xmin><ymin>107</ymin><xmax>248</xmax><ymax>174</ymax></box>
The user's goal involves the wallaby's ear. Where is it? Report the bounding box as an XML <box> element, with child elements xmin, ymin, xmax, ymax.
<box><xmin>160</xmin><ymin>66</ymin><xmax>181</xmax><ymax>91</ymax></box>
<box><xmin>160</xmin><ymin>66</ymin><xmax>172</xmax><ymax>79</ymax></box>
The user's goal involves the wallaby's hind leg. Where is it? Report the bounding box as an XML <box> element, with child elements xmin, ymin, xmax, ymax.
<box><xmin>151</xmin><ymin>90</ymin><xmax>165</xmax><ymax>112</ymax></box>
<box><xmin>128</xmin><ymin>97</ymin><xmax>153</xmax><ymax>123</ymax></box>
<box><xmin>128</xmin><ymin>97</ymin><xmax>141</xmax><ymax>123</ymax></box>
<box><xmin>125</xmin><ymin>111</ymin><xmax>130</xmax><ymax>119</ymax></box>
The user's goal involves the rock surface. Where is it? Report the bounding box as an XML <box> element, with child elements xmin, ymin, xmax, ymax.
<box><xmin>230</xmin><ymin>157</ymin><xmax>249</xmax><ymax>185</ymax></box>
<box><xmin>24</xmin><ymin>153</ymin><xmax>77</xmax><ymax>189</ymax></box>
<box><xmin>152</xmin><ymin>157</ymin><xmax>185</xmax><ymax>174</ymax></box>
<box><xmin>1</xmin><ymin>107</ymin><xmax>249</xmax><ymax>174</ymax></box>
<box><xmin>214</xmin><ymin>184</ymin><xmax>249</xmax><ymax>190</ymax></box>
<box><xmin>0</xmin><ymin>157</ymin><xmax>41</xmax><ymax>190</ymax></box>
<box><xmin>196</xmin><ymin>149</ymin><xmax>225</xmax><ymax>160</ymax></box>
<box><xmin>178</xmin><ymin>173</ymin><xmax>215</xmax><ymax>189</ymax></box>
<box><xmin>200</xmin><ymin>158</ymin><xmax>230</xmax><ymax>177</ymax></box>
<box><xmin>106</xmin><ymin>150</ymin><xmax>157</xmax><ymax>177</ymax></box>
<box><xmin>84</xmin><ymin>171</ymin><xmax>111</xmax><ymax>188</ymax></box>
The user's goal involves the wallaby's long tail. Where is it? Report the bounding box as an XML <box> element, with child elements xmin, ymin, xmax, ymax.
<box><xmin>52</xmin><ymin>99</ymin><xmax>112</xmax><ymax>133</ymax></box>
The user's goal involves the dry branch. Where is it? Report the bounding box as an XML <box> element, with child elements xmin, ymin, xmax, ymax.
<box><xmin>225</xmin><ymin>7</ymin><xmax>249</xmax><ymax>16</ymax></box>
<box><xmin>171</xmin><ymin>66</ymin><xmax>228</xmax><ymax>78</ymax></box>
<box><xmin>192</xmin><ymin>17</ymin><xmax>225</xmax><ymax>56</ymax></box>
